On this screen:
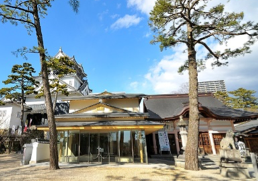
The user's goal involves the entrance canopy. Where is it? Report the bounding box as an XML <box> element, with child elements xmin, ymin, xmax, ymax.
<box><xmin>37</xmin><ymin>121</ymin><xmax>164</xmax><ymax>135</ymax></box>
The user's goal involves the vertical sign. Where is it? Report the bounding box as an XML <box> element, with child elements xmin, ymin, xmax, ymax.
<box><xmin>158</xmin><ymin>130</ymin><xmax>170</xmax><ymax>152</ymax></box>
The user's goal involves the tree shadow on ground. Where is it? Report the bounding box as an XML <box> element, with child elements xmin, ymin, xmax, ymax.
<box><xmin>105</xmin><ymin>175</ymin><xmax>125</xmax><ymax>180</ymax></box>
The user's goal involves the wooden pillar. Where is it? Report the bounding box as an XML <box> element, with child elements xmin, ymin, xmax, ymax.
<box><xmin>173</xmin><ymin>121</ymin><xmax>180</xmax><ymax>155</ymax></box>
<box><xmin>139</xmin><ymin>132</ymin><xmax>143</xmax><ymax>163</ymax></box>
<box><xmin>152</xmin><ymin>132</ymin><xmax>157</xmax><ymax>154</ymax></box>
<box><xmin>230</xmin><ymin>120</ymin><xmax>235</xmax><ymax>132</ymax></box>
<box><xmin>174</xmin><ymin>131</ymin><xmax>180</xmax><ymax>155</ymax></box>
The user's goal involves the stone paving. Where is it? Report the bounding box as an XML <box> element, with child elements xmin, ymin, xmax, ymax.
<box><xmin>0</xmin><ymin>153</ymin><xmax>256</xmax><ymax>181</ymax></box>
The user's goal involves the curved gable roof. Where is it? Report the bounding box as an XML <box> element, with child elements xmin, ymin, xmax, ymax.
<box><xmin>72</xmin><ymin>102</ymin><xmax>131</xmax><ymax>114</ymax></box>
<box><xmin>144</xmin><ymin>93</ymin><xmax>258</xmax><ymax>121</ymax></box>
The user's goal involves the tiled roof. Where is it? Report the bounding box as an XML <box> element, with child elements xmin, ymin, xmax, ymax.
<box><xmin>144</xmin><ymin>94</ymin><xmax>258</xmax><ymax>121</ymax></box>
<box><xmin>235</xmin><ymin>119</ymin><xmax>258</xmax><ymax>133</ymax></box>
<box><xmin>37</xmin><ymin>120</ymin><xmax>163</xmax><ymax>127</ymax></box>
<box><xmin>55</xmin><ymin>112</ymin><xmax>148</xmax><ymax>119</ymax></box>
<box><xmin>27</xmin><ymin>102</ymin><xmax>69</xmax><ymax>115</ymax></box>
<box><xmin>61</xmin><ymin>93</ymin><xmax>146</xmax><ymax>101</ymax></box>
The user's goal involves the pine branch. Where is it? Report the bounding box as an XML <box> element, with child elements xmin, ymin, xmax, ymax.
<box><xmin>2</xmin><ymin>4</ymin><xmax>33</xmax><ymax>13</ymax></box>
<box><xmin>198</xmin><ymin>41</ymin><xmax>219</xmax><ymax>59</ymax></box>
<box><xmin>0</xmin><ymin>12</ymin><xmax>35</xmax><ymax>26</ymax></box>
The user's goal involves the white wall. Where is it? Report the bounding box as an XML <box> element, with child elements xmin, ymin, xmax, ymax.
<box><xmin>10</xmin><ymin>105</ymin><xmax>21</xmax><ymax>128</ymax></box>
<box><xmin>0</xmin><ymin>107</ymin><xmax>12</xmax><ymax>129</ymax></box>
<box><xmin>30</xmin><ymin>142</ymin><xmax>50</xmax><ymax>164</ymax></box>
<box><xmin>62</xmin><ymin>77</ymin><xmax>75</xmax><ymax>90</ymax></box>
<box><xmin>23</xmin><ymin>144</ymin><xmax>33</xmax><ymax>165</ymax></box>
<box><xmin>25</xmin><ymin>97</ymin><xmax>45</xmax><ymax>105</ymax></box>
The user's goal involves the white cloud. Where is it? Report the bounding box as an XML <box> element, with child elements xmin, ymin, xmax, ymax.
<box><xmin>128</xmin><ymin>0</ymin><xmax>258</xmax><ymax>94</ymax></box>
<box><xmin>111</xmin><ymin>14</ymin><xmax>119</xmax><ymax>19</ymax></box>
<box><xmin>111</xmin><ymin>14</ymin><xmax>142</xmax><ymax>30</ymax></box>
<box><xmin>198</xmin><ymin>37</ymin><xmax>258</xmax><ymax>92</ymax></box>
<box><xmin>130</xmin><ymin>81</ymin><xmax>139</xmax><ymax>90</ymax></box>
<box><xmin>128</xmin><ymin>80</ymin><xmax>149</xmax><ymax>93</ymax></box>
<box><xmin>127</xmin><ymin>0</ymin><xmax>258</xmax><ymax>20</ymax></box>
<box><xmin>98</xmin><ymin>9</ymin><xmax>109</xmax><ymax>21</ymax></box>
<box><xmin>144</xmin><ymin>45</ymin><xmax>189</xmax><ymax>94</ymax></box>
<box><xmin>143</xmin><ymin>38</ymin><xmax>258</xmax><ymax>94</ymax></box>
<box><xmin>144</xmin><ymin>32</ymin><xmax>151</xmax><ymax>38</ymax></box>
<box><xmin>127</xmin><ymin>0</ymin><xmax>156</xmax><ymax>15</ymax></box>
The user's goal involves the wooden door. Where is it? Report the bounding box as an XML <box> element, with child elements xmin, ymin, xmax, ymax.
<box><xmin>244</xmin><ymin>137</ymin><xmax>258</xmax><ymax>154</ymax></box>
<box><xmin>168</xmin><ymin>134</ymin><xmax>177</xmax><ymax>154</ymax></box>
<box><xmin>199</xmin><ymin>133</ymin><xmax>212</xmax><ymax>154</ymax></box>
<box><xmin>213</xmin><ymin>133</ymin><xmax>226</xmax><ymax>154</ymax></box>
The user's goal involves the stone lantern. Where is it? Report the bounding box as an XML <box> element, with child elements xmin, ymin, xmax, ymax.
<box><xmin>177</xmin><ymin>115</ymin><xmax>188</xmax><ymax>152</ymax></box>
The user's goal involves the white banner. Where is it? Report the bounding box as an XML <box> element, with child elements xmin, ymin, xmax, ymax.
<box><xmin>158</xmin><ymin>130</ymin><xmax>170</xmax><ymax>152</ymax></box>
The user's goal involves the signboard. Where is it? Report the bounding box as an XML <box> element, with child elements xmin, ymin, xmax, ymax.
<box><xmin>158</xmin><ymin>130</ymin><xmax>170</xmax><ymax>152</ymax></box>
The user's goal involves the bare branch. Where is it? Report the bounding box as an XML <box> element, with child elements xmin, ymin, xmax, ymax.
<box><xmin>171</xmin><ymin>21</ymin><xmax>186</xmax><ymax>37</ymax></box>
<box><xmin>198</xmin><ymin>41</ymin><xmax>219</xmax><ymax>59</ymax></box>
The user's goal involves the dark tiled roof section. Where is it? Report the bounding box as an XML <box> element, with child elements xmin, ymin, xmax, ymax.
<box><xmin>144</xmin><ymin>94</ymin><xmax>258</xmax><ymax>120</ymax></box>
<box><xmin>27</xmin><ymin>103</ymin><xmax>69</xmax><ymax>115</ymax></box>
<box><xmin>61</xmin><ymin>93</ymin><xmax>146</xmax><ymax>101</ymax></box>
<box><xmin>144</xmin><ymin>96</ymin><xmax>222</xmax><ymax>119</ymax></box>
<box><xmin>27</xmin><ymin>104</ymin><xmax>46</xmax><ymax>112</ymax></box>
<box><xmin>235</xmin><ymin>119</ymin><xmax>258</xmax><ymax>132</ymax></box>
<box><xmin>55</xmin><ymin>112</ymin><xmax>148</xmax><ymax>119</ymax></box>
<box><xmin>72</xmin><ymin>102</ymin><xmax>132</xmax><ymax>114</ymax></box>
<box><xmin>37</xmin><ymin>120</ymin><xmax>163</xmax><ymax>128</ymax></box>
<box><xmin>78</xmin><ymin>80</ymin><xmax>88</xmax><ymax>92</ymax></box>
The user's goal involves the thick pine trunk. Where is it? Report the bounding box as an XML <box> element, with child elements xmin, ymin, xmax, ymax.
<box><xmin>184</xmin><ymin>48</ymin><xmax>200</xmax><ymax>170</ymax></box>
<box><xmin>32</xmin><ymin>1</ymin><xmax>59</xmax><ymax>170</ymax></box>
<box><xmin>184</xmin><ymin>17</ymin><xmax>200</xmax><ymax>170</ymax></box>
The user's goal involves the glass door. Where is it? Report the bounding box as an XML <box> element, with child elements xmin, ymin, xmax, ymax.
<box><xmin>89</xmin><ymin>133</ymin><xmax>99</xmax><ymax>162</ymax></box>
<box><xmin>89</xmin><ymin>133</ymin><xmax>111</xmax><ymax>163</ymax></box>
<box><xmin>58</xmin><ymin>131</ymin><xmax>79</xmax><ymax>163</ymax></box>
<box><xmin>67</xmin><ymin>130</ymin><xmax>79</xmax><ymax>163</ymax></box>
<box><xmin>80</xmin><ymin>132</ymin><xmax>90</xmax><ymax>162</ymax></box>
<box><xmin>99</xmin><ymin>133</ymin><xmax>109</xmax><ymax>164</ymax></box>
<box><xmin>109</xmin><ymin>132</ymin><xmax>118</xmax><ymax>162</ymax></box>
<box><xmin>119</xmin><ymin>131</ymin><xmax>133</xmax><ymax>163</ymax></box>
<box><xmin>58</xmin><ymin>131</ymin><xmax>69</xmax><ymax>162</ymax></box>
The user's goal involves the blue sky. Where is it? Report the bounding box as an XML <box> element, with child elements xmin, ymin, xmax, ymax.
<box><xmin>1</xmin><ymin>0</ymin><xmax>258</xmax><ymax>95</ymax></box>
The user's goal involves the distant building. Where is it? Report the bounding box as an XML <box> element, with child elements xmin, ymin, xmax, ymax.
<box><xmin>198</xmin><ymin>80</ymin><xmax>226</xmax><ymax>93</ymax></box>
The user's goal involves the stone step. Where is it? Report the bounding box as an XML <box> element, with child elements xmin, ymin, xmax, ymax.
<box><xmin>150</xmin><ymin>154</ymin><xmax>176</xmax><ymax>159</ymax></box>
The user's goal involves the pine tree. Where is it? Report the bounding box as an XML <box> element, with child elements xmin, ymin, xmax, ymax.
<box><xmin>35</xmin><ymin>56</ymin><xmax>76</xmax><ymax>111</ymax></box>
<box><xmin>149</xmin><ymin>0</ymin><xmax>258</xmax><ymax>170</ymax></box>
<box><xmin>215</xmin><ymin>88</ymin><xmax>258</xmax><ymax>112</ymax></box>
<box><xmin>0</xmin><ymin>63</ymin><xmax>38</xmax><ymax>127</ymax></box>
<box><xmin>0</xmin><ymin>0</ymin><xmax>79</xmax><ymax>170</ymax></box>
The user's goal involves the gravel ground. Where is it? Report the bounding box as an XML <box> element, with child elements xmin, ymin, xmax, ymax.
<box><xmin>0</xmin><ymin>153</ymin><xmax>255</xmax><ymax>181</ymax></box>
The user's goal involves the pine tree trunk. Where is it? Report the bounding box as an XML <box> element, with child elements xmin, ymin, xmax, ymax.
<box><xmin>184</xmin><ymin>50</ymin><xmax>200</xmax><ymax>170</ymax></box>
<box><xmin>32</xmin><ymin>1</ymin><xmax>59</xmax><ymax>170</ymax></box>
<box><xmin>53</xmin><ymin>92</ymin><xmax>58</xmax><ymax>113</ymax></box>
<box><xmin>21</xmin><ymin>79</ymin><xmax>24</xmax><ymax>127</ymax></box>
<box><xmin>185</xmin><ymin>20</ymin><xmax>200</xmax><ymax>171</ymax></box>
<box><xmin>20</xmin><ymin>99</ymin><xmax>24</xmax><ymax>127</ymax></box>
